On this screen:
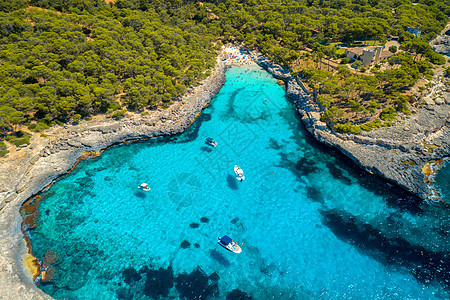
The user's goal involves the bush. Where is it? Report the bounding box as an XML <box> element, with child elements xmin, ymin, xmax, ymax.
<box><xmin>108</xmin><ymin>101</ymin><xmax>121</xmax><ymax>111</ymax></box>
<box><xmin>111</xmin><ymin>109</ymin><xmax>127</xmax><ymax>119</ymax></box>
<box><xmin>340</xmin><ymin>58</ymin><xmax>351</xmax><ymax>64</ymax></box>
<box><xmin>28</xmin><ymin>122</ymin><xmax>50</xmax><ymax>132</ymax></box>
<box><xmin>369</xmin><ymin>101</ymin><xmax>381</xmax><ymax>109</ymax></box>
<box><xmin>352</xmin><ymin>60</ymin><xmax>363</xmax><ymax>69</ymax></box>
<box><xmin>28</xmin><ymin>123</ymin><xmax>36</xmax><ymax>131</ymax></box>
<box><xmin>425</xmin><ymin>50</ymin><xmax>445</xmax><ymax>65</ymax></box>
<box><xmin>0</xmin><ymin>141</ymin><xmax>8</xmax><ymax>157</ymax></box>
<box><xmin>380</xmin><ymin>106</ymin><xmax>397</xmax><ymax>121</ymax></box>
<box><xmin>5</xmin><ymin>131</ymin><xmax>31</xmax><ymax>147</ymax></box>
<box><xmin>361</xmin><ymin>119</ymin><xmax>383</xmax><ymax>131</ymax></box>
<box><xmin>361</xmin><ymin>124</ymin><xmax>371</xmax><ymax>131</ymax></box>
<box><xmin>73</xmin><ymin>114</ymin><xmax>81</xmax><ymax>122</ymax></box>
<box><xmin>388</xmin><ymin>45</ymin><xmax>397</xmax><ymax>53</ymax></box>
<box><xmin>316</xmin><ymin>95</ymin><xmax>332</xmax><ymax>109</ymax></box>
<box><xmin>348</xmin><ymin>99</ymin><xmax>365</xmax><ymax>112</ymax></box>
<box><xmin>321</xmin><ymin>107</ymin><xmax>345</xmax><ymax>125</ymax></box>
<box><xmin>334</xmin><ymin>122</ymin><xmax>361</xmax><ymax>134</ymax></box>
<box><xmin>396</xmin><ymin>95</ymin><xmax>411</xmax><ymax>115</ymax></box>
<box><xmin>445</xmin><ymin>67</ymin><xmax>450</xmax><ymax>78</ymax></box>
<box><xmin>50</xmin><ymin>120</ymin><xmax>64</xmax><ymax>127</ymax></box>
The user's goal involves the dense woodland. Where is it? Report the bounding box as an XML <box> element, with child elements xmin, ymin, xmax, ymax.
<box><xmin>0</xmin><ymin>0</ymin><xmax>449</xmax><ymax>153</ymax></box>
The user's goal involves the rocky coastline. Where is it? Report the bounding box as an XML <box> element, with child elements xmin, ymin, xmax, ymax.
<box><xmin>0</xmin><ymin>51</ymin><xmax>232</xmax><ymax>299</ymax></box>
<box><xmin>0</xmin><ymin>40</ymin><xmax>448</xmax><ymax>298</ymax></box>
<box><xmin>250</xmin><ymin>49</ymin><xmax>449</xmax><ymax>203</ymax></box>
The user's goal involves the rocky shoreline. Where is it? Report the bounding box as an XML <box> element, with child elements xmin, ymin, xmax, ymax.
<box><xmin>0</xmin><ymin>42</ymin><xmax>448</xmax><ymax>298</ymax></box>
<box><xmin>250</xmin><ymin>49</ymin><xmax>449</xmax><ymax>202</ymax></box>
<box><xmin>0</xmin><ymin>51</ymin><xmax>232</xmax><ymax>299</ymax></box>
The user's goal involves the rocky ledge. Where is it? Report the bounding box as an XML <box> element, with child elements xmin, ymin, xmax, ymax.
<box><xmin>249</xmin><ymin>49</ymin><xmax>449</xmax><ymax>203</ymax></box>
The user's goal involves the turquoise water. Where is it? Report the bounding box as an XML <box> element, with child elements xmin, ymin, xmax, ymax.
<box><xmin>435</xmin><ymin>160</ymin><xmax>450</xmax><ymax>203</ymax></box>
<box><xmin>27</xmin><ymin>65</ymin><xmax>450</xmax><ymax>299</ymax></box>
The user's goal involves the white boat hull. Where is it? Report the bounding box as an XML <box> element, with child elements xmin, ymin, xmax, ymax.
<box><xmin>218</xmin><ymin>237</ymin><xmax>242</xmax><ymax>253</ymax></box>
<box><xmin>234</xmin><ymin>166</ymin><xmax>245</xmax><ymax>181</ymax></box>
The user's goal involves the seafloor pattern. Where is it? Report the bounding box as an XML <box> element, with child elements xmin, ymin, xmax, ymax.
<box><xmin>25</xmin><ymin>66</ymin><xmax>449</xmax><ymax>299</ymax></box>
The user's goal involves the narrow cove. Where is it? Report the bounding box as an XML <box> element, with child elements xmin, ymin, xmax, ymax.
<box><xmin>23</xmin><ymin>65</ymin><xmax>450</xmax><ymax>299</ymax></box>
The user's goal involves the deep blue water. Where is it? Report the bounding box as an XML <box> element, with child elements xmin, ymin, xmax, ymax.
<box><xmin>27</xmin><ymin>65</ymin><xmax>450</xmax><ymax>299</ymax></box>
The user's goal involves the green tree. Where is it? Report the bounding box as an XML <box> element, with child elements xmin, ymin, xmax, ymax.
<box><xmin>316</xmin><ymin>95</ymin><xmax>332</xmax><ymax>109</ymax></box>
<box><xmin>388</xmin><ymin>45</ymin><xmax>397</xmax><ymax>53</ymax></box>
<box><xmin>9</xmin><ymin>110</ymin><xmax>25</xmax><ymax>132</ymax></box>
<box><xmin>321</xmin><ymin>107</ymin><xmax>345</xmax><ymax>125</ymax></box>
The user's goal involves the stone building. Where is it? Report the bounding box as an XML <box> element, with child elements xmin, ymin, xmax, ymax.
<box><xmin>344</xmin><ymin>45</ymin><xmax>385</xmax><ymax>66</ymax></box>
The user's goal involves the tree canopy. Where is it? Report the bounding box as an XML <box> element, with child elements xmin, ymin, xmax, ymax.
<box><xmin>0</xmin><ymin>0</ymin><xmax>448</xmax><ymax>145</ymax></box>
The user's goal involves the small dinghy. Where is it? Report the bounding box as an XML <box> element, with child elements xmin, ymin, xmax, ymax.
<box><xmin>205</xmin><ymin>137</ymin><xmax>217</xmax><ymax>147</ymax></box>
<box><xmin>138</xmin><ymin>183</ymin><xmax>151</xmax><ymax>191</ymax></box>
<box><xmin>234</xmin><ymin>165</ymin><xmax>245</xmax><ymax>181</ymax></box>
<box><xmin>218</xmin><ymin>235</ymin><xmax>242</xmax><ymax>253</ymax></box>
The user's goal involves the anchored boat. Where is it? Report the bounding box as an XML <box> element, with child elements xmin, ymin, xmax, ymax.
<box><xmin>217</xmin><ymin>235</ymin><xmax>242</xmax><ymax>253</ymax></box>
<box><xmin>138</xmin><ymin>183</ymin><xmax>151</xmax><ymax>191</ymax></box>
<box><xmin>205</xmin><ymin>137</ymin><xmax>217</xmax><ymax>147</ymax></box>
<box><xmin>234</xmin><ymin>165</ymin><xmax>245</xmax><ymax>181</ymax></box>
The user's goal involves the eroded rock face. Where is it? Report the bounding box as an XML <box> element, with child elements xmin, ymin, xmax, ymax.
<box><xmin>431</xmin><ymin>36</ymin><xmax>450</xmax><ymax>55</ymax></box>
<box><xmin>430</xmin><ymin>24</ymin><xmax>450</xmax><ymax>56</ymax></box>
<box><xmin>431</xmin><ymin>28</ymin><xmax>450</xmax><ymax>55</ymax></box>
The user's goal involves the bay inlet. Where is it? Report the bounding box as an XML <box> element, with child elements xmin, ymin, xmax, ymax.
<box><xmin>23</xmin><ymin>65</ymin><xmax>450</xmax><ymax>299</ymax></box>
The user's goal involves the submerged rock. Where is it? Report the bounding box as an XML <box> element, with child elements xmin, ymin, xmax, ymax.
<box><xmin>175</xmin><ymin>267</ymin><xmax>219</xmax><ymax>300</ymax></box>
<box><xmin>143</xmin><ymin>265</ymin><xmax>174</xmax><ymax>299</ymax></box>
<box><xmin>189</xmin><ymin>223</ymin><xmax>200</xmax><ymax>228</ymax></box>
<box><xmin>226</xmin><ymin>289</ymin><xmax>253</xmax><ymax>300</ymax></box>
<box><xmin>122</xmin><ymin>267</ymin><xmax>141</xmax><ymax>284</ymax></box>
<box><xmin>180</xmin><ymin>240</ymin><xmax>191</xmax><ymax>249</ymax></box>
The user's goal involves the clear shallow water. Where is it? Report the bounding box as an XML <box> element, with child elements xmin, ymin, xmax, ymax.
<box><xmin>27</xmin><ymin>65</ymin><xmax>450</xmax><ymax>299</ymax></box>
<box><xmin>435</xmin><ymin>160</ymin><xmax>450</xmax><ymax>203</ymax></box>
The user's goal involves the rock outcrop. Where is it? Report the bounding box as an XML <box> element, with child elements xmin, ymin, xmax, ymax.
<box><xmin>430</xmin><ymin>24</ymin><xmax>450</xmax><ymax>55</ymax></box>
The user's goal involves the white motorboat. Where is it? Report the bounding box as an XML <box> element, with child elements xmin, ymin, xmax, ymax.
<box><xmin>138</xmin><ymin>183</ymin><xmax>151</xmax><ymax>191</ymax></box>
<box><xmin>205</xmin><ymin>137</ymin><xmax>217</xmax><ymax>147</ymax></box>
<box><xmin>217</xmin><ymin>235</ymin><xmax>242</xmax><ymax>253</ymax></box>
<box><xmin>234</xmin><ymin>165</ymin><xmax>245</xmax><ymax>181</ymax></box>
